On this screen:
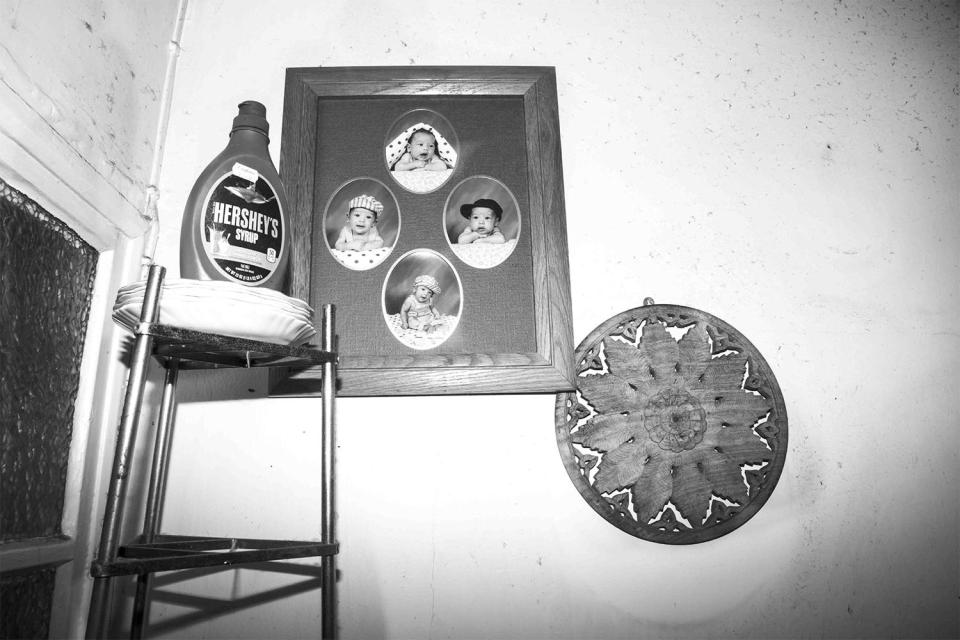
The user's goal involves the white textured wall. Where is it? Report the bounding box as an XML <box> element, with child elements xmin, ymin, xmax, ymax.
<box><xmin>143</xmin><ymin>1</ymin><xmax>958</xmax><ymax>638</ymax></box>
<box><xmin>0</xmin><ymin>0</ymin><xmax>181</xmax><ymax>246</ymax></box>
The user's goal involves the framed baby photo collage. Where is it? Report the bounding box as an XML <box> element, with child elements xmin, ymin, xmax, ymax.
<box><xmin>271</xmin><ymin>66</ymin><xmax>575</xmax><ymax>397</ymax></box>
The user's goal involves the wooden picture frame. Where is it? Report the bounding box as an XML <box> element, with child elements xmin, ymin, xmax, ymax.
<box><xmin>270</xmin><ymin>66</ymin><xmax>575</xmax><ymax>397</ymax></box>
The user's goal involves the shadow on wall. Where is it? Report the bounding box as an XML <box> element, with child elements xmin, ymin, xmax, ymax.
<box><xmin>111</xmin><ymin>562</ymin><xmax>331</xmax><ymax>637</ymax></box>
<box><xmin>111</xmin><ymin>562</ymin><xmax>389</xmax><ymax>638</ymax></box>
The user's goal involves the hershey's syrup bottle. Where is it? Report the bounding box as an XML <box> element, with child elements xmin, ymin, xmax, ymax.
<box><xmin>179</xmin><ymin>101</ymin><xmax>289</xmax><ymax>291</ymax></box>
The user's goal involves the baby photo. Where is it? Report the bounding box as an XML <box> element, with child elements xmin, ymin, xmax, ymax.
<box><xmin>323</xmin><ymin>178</ymin><xmax>400</xmax><ymax>271</ymax></box>
<box><xmin>382</xmin><ymin>249</ymin><xmax>462</xmax><ymax>350</ymax></box>
<box><xmin>444</xmin><ymin>176</ymin><xmax>521</xmax><ymax>269</ymax></box>
<box><xmin>384</xmin><ymin>110</ymin><xmax>459</xmax><ymax>194</ymax></box>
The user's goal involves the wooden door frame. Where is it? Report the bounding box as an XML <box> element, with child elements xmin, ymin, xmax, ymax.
<box><xmin>0</xmin><ymin>69</ymin><xmax>148</xmax><ymax>637</ymax></box>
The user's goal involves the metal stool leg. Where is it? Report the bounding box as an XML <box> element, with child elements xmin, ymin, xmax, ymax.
<box><xmin>130</xmin><ymin>361</ymin><xmax>179</xmax><ymax>639</ymax></box>
<box><xmin>87</xmin><ymin>265</ymin><xmax>166</xmax><ymax>639</ymax></box>
<box><xmin>320</xmin><ymin>305</ymin><xmax>337</xmax><ymax>640</ymax></box>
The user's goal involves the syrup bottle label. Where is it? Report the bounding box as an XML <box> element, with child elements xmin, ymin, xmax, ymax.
<box><xmin>199</xmin><ymin>165</ymin><xmax>284</xmax><ymax>285</ymax></box>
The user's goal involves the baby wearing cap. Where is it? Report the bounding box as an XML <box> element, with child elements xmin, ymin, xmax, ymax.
<box><xmin>457</xmin><ymin>198</ymin><xmax>506</xmax><ymax>245</ymax></box>
<box><xmin>335</xmin><ymin>195</ymin><xmax>385</xmax><ymax>252</ymax></box>
<box><xmin>401</xmin><ymin>275</ymin><xmax>442</xmax><ymax>332</ymax></box>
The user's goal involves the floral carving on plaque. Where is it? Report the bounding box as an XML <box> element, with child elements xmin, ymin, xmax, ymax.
<box><xmin>555</xmin><ymin>303</ymin><xmax>788</xmax><ymax>543</ymax></box>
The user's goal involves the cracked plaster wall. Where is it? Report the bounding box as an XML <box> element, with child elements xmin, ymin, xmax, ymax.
<box><xmin>0</xmin><ymin>0</ymin><xmax>180</xmax><ymax>243</ymax></box>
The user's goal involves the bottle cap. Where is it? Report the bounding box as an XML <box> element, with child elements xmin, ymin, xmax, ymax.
<box><xmin>231</xmin><ymin>100</ymin><xmax>269</xmax><ymax>136</ymax></box>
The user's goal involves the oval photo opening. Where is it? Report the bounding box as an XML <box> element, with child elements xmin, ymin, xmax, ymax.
<box><xmin>322</xmin><ymin>177</ymin><xmax>400</xmax><ymax>271</ymax></box>
<box><xmin>382</xmin><ymin>248</ymin><xmax>462</xmax><ymax>350</ymax></box>
<box><xmin>384</xmin><ymin>109</ymin><xmax>459</xmax><ymax>195</ymax></box>
<box><xmin>444</xmin><ymin>175</ymin><xmax>520</xmax><ymax>269</ymax></box>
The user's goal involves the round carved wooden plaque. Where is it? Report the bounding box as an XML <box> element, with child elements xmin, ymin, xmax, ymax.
<box><xmin>555</xmin><ymin>304</ymin><xmax>788</xmax><ymax>544</ymax></box>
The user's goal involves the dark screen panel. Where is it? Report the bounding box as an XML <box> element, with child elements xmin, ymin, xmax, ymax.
<box><xmin>0</xmin><ymin>177</ymin><xmax>97</xmax><ymax>541</ymax></box>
